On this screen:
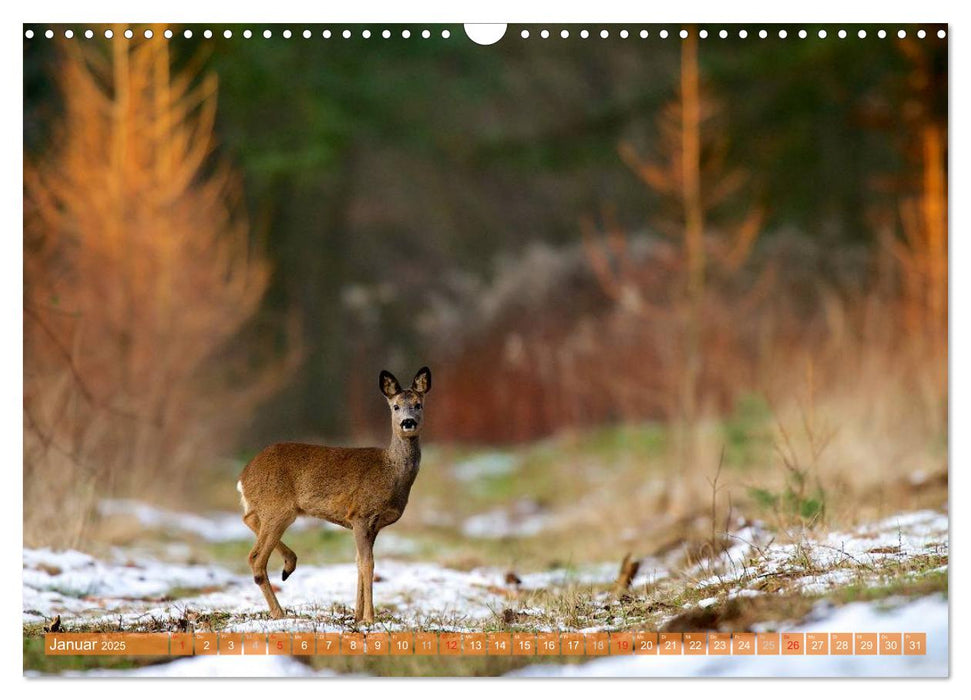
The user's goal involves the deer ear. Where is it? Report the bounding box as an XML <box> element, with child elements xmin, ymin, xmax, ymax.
<box><xmin>411</xmin><ymin>366</ymin><xmax>432</xmax><ymax>394</ymax></box>
<box><xmin>379</xmin><ymin>370</ymin><xmax>402</xmax><ymax>399</ymax></box>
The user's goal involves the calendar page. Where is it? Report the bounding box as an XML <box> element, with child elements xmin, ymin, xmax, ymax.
<box><xmin>22</xmin><ymin>15</ymin><xmax>948</xmax><ymax>680</ymax></box>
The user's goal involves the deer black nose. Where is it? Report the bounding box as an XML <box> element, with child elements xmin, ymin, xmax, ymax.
<box><xmin>401</xmin><ymin>418</ymin><xmax>417</xmax><ymax>431</ymax></box>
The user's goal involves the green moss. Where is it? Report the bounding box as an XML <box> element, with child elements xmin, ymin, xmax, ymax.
<box><xmin>723</xmin><ymin>393</ymin><xmax>773</xmax><ymax>469</ymax></box>
<box><xmin>575</xmin><ymin>423</ymin><xmax>668</xmax><ymax>461</ymax></box>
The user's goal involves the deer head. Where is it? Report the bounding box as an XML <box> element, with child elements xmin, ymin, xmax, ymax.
<box><xmin>380</xmin><ymin>367</ymin><xmax>432</xmax><ymax>439</ymax></box>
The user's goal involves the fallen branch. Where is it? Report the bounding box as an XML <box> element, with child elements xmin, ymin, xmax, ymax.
<box><xmin>614</xmin><ymin>553</ymin><xmax>641</xmax><ymax>595</ymax></box>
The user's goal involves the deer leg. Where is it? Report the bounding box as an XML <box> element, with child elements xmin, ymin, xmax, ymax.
<box><xmin>353</xmin><ymin>523</ymin><xmax>377</xmax><ymax>624</ymax></box>
<box><xmin>244</xmin><ymin>512</ymin><xmax>298</xmax><ymax>582</ymax></box>
<box><xmin>355</xmin><ymin>548</ymin><xmax>365</xmax><ymax>617</ymax></box>
<box><xmin>363</xmin><ymin>530</ymin><xmax>377</xmax><ymax>623</ymax></box>
<box><xmin>249</xmin><ymin>513</ymin><xmax>295</xmax><ymax>619</ymax></box>
<box><xmin>243</xmin><ymin>511</ymin><xmax>260</xmax><ymax>531</ymax></box>
<box><xmin>278</xmin><ymin>541</ymin><xmax>298</xmax><ymax>581</ymax></box>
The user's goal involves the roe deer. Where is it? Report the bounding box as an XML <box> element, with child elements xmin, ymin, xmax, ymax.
<box><xmin>237</xmin><ymin>366</ymin><xmax>431</xmax><ymax>622</ymax></box>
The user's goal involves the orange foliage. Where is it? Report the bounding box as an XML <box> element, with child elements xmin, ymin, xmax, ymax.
<box><xmin>24</xmin><ymin>29</ymin><xmax>281</xmax><ymax>545</ymax></box>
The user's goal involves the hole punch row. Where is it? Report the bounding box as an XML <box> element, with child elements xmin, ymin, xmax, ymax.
<box><xmin>24</xmin><ymin>26</ymin><xmax>948</xmax><ymax>41</ymax></box>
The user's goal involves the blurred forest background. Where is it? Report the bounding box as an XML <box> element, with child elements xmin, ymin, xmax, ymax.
<box><xmin>23</xmin><ymin>25</ymin><xmax>947</xmax><ymax>548</ymax></box>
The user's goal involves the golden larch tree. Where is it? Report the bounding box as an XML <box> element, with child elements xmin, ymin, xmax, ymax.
<box><xmin>24</xmin><ymin>27</ymin><xmax>272</xmax><ymax>546</ymax></box>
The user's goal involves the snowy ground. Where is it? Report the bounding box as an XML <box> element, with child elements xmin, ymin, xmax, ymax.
<box><xmin>28</xmin><ymin>594</ymin><xmax>949</xmax><ymax>678</ymax></box>
<box><xmin>23</xmin><ymin>505</ymin><xmax>948</xmax><ymax>676</ymax></box>
<box><xmin>24</xmin><ymin>507</ymin><xmax>948</xmax><ymax>633</ymax></box>
<box><xmin>513</xmin><ymin>594</ymin><xmax>948</xmax><ymax>677</ymax></box>
<box><xmin>23</xmin><ymin>549</ymin><xmax>620</xmax><ymax>633</ymax></box>
<box><xmin>689</xmin><ymin>509</ymin><xmax>949</xmax><ymax>598</ymax></box>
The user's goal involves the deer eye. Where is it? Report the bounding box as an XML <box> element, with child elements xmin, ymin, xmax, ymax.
<box><xmin>415</xmin><ymin>403</ymin><xmax>422</xmax><ymax>410</ymax></box>
<box><xmin>393</xmin><ymin>405</ymin><xmax>400</xmax><ymax>411</ymax></box>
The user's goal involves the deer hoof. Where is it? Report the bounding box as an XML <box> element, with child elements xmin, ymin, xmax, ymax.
<box><xmin>269</xmin><ymin>608</ymin><xmax>286</xmax><ymax>620</ymax></box>
<box><xmin>282</xmin><ymin>568</ymin><xmax>292</xmax><ymax>582</ymax></box>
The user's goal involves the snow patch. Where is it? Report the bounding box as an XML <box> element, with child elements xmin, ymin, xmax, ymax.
<box><xmin>692</xmin><ymin>510</ymin><xmax>947</xmax><ymax>598</ymax></box>
<box><xmin>462</xmin><ymin>499</ymin><xmax>554</xmax><ymax>538</ymax></box>
<box><xmin>511</xmin><ymin>594</ymin><xmax>948</xmax><ymax>677</ymax></box>
<box><xmin>24</xmin><ymin>509</ymin><xmax>947</xmax><ymax>643</ymax></box>
<box><xmin>24</xmin><ymin>552</ymin><xmax>523</xmax><ymax>632</ymax></box>
<box><xmin>452</xmin><ymin>452</ymin><xmax>519</xmax><ymax>482</ymax></box>
<box><xmin>23</xmin><ymin>548</ymin><xmax>238</xmax><ymax>620</ymax></box>
<box><xmin>97</xmin><ymin>499</ymin><xmax>327</xmax><ymax>543</ymax></box>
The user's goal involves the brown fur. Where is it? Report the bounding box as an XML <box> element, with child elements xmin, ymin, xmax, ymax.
<box><xmin>237</xmin><ymin>367</ymin><xmax>431</xmax><ymax>622</ymax></box>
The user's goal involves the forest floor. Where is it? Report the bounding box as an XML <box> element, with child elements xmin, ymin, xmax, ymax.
<box><xmin>23</xmin><ymin>422</ymin><xmax>949</xmax><ymax>677</ymax></box>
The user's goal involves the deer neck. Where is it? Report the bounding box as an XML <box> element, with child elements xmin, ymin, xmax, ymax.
<box><xmin>388</xmin><ymin>433</ymin><xmax>421</xmax><ymax>475</ymax></box>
